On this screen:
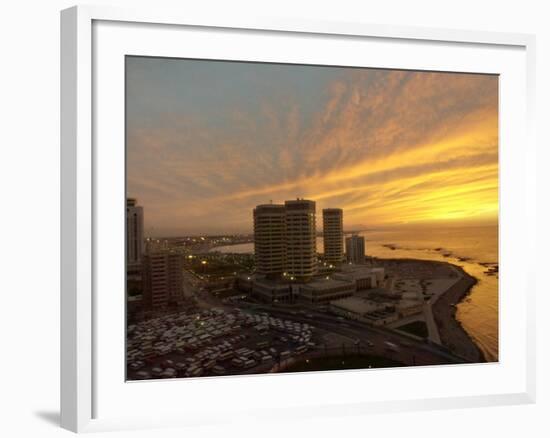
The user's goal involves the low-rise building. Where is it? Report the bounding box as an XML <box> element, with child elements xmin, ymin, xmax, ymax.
<box><xmin>334</xmin><ymin>265</ymin><xmax>385</xmax><ymax>290</ymax></box>
<box><xmin>330</xmin><ymin>296</ymin><xmax>385</xmax><ymax>315</ymax></box>
<box><xmin>396</xmin><ymin>298</ymin><xmax>424</xmax><ymax>317</ymax></box>
<box><xmin>297</xmin><ymin>278</ymin><xmax>355</xmax><ymax>303</ymax></box>
<box><xmin>251</xmin><ymin>278</ymin><xmax>293</xmax><ymax>303</ymax></box>
<box><xmin>330</xmin><ymin>295</ymin><xmax>398</xmax><ymax>326</ymax></box>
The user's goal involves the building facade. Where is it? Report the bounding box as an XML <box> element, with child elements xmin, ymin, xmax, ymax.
<box><xmin>126</xmin><ymin>198</ymin><xmax>144</xmax><ymax>265</ymax></box>
<box><xmin>253</xmin><ymin>203</ymin><xmax>287</xmax><ymax>277</ymax></box>
<box><xmin>345</xmin><ymin>234</ymin><xmax>366</xmax><ymax>264</ymax></box>
<box><xmin>297</xmin><ymin>278</ymin><xmax>355</xmax><ymax>303</ymax></box>
<box><xmin>284</xmin><ymin>199</ymin><xmax>317</xmax><ymax>281</ymax></box>
<box><xmin>334</xmin><ymin>265</ymin><xmax>385</xmax><ymax>290</ymax></box>
<box><xmin>322</xmin><ymin>208</ymin><xmax>344</xmax><ymax>265</ymax></box>
<box><xmin>252</xmin><ymin>279</ymin><xmax>293</xmax><ymax>304</ymax></box>
<box><xmin>142</xmin><ymin>251</ymin><xmax>183</xmax><ymax>310</ymax></box>
<box><xmin>253</xmin><ymin>199</ymin><xmax>318</xmax><ymax>281</ymax></box>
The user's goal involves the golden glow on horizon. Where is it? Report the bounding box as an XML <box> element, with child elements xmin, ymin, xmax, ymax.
<box><xmin>205</xmin><ymin>110</ymin><xmax>498</xmax><ymax>226</ymax></box>
<box><xmin>127</xmin><ymin>66</ymin><xmax>499</xmax><ymax>234</ymax></box>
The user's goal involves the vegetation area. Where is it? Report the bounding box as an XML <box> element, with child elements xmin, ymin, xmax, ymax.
<box><xmin>186</xmin><ymin>253</ymin><xmax>254</xmax><ymax>280</ymax></box>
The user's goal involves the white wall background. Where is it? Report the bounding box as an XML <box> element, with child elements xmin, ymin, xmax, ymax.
<box><xmin>0</xmin><ymin>0</ymin><xmax>547</xmax><ymax>436</ymax></box>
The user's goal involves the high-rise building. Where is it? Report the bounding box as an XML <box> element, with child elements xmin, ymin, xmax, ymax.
<box><xmin>322</xmin><ymin>208</ymin><xmax>344</xmax><ymax>265</ymax></box>
<box><xmin>253</xmin><ymin>204</ymin><xmax>287</xmax><ymax>277</ymax></box>
<box><xmin>284</xmin><ymin>199</ymin><xmax>317</xmax><ymax>280</ymax></box>
<box><xmin>126</xmin><ymin>198</ymin><xmax>144</xmax><ymax>265</ymax></box>
<box><xmin>142</xmin><ymin>251</ymin><xmax>183</xmax><ymax>310</ymax></box>
<box><xmin>345</xmin><ymin>235</ymin><xmax>366</xmax><ymax>264</ymax></box>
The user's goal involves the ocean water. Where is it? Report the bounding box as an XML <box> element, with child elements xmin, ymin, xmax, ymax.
<box><xmin>212</xmin><ymin>224</ymin><xmax>499</xmax><ymax>361</ymax></box>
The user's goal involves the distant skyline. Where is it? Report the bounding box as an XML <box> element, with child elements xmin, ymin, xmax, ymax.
<box><xmin>126</xmin><ymin>57</ymin><xmax>498</xmax><ymax>236</ymax></box>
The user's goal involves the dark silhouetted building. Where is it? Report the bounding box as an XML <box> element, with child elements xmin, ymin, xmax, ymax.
<box><xmin>323</xmin><ymin>208</ymin><xmax>344</xmax><ymax>265</ymax></box>
<box><xmin>284</xmin><ymin>199</ymin><xmax>317</xmax><ymax>281</ymax></box>
<box><xmin>126</xmin><ymin>198</ymin><xmax>144</xmax><ymax>265</ymax></box>
<box><xmin>346</xmin><ymin>234</ymin><xmax>366</xmax><ymax>264</ymax></box>
<box><xmin>142</xmin><ymin>251</ymin><xmax>183</xmax><ymax>310</ymax></box>
<box><xmin>253</xmin><ymin>203</ymin><xmax>287</xmax><ymax>278</ymax></box>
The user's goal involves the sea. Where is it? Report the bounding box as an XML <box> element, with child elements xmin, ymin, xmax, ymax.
<box><xmin>211</xmin><ymin>224</ymin><xmax>499</xmax><ymax>362</ymax></box>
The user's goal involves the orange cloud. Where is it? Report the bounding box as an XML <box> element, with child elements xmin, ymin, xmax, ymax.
<box><xmin>127</xmin><ymin>64</ymin><xmax>498</xmax><ymax>235</ymax></box>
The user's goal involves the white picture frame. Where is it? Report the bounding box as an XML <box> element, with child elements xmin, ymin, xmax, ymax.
<box><xmin>60</xmin><ymin>4</ymin><xmax>537</xmax><ymax>433</ymax></box>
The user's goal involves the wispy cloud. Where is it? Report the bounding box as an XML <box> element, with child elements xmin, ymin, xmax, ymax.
<box><xmin>126</xmin><ymin>58</ymin><xmax>498</xmax><ymax>235</ymax></box>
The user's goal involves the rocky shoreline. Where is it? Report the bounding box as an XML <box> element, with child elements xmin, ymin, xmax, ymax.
<box><xmin>375</xmin><ymin>256</ymin><xmax>487</xmax><ymax>363</ymax></box>
<box><xmin>210</xmin><ymin>248</ymin><xmax>489</xmax><ymax>363</ymax></box>
<box><xmin>431</xmin><ymin>265</ymin><xmax>486</xmax><ymax>363</ymax></box>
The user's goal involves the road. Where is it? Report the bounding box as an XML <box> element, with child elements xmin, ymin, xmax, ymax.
<box><xmin>178</xmin><ymin>271</ymin><xmax>468</xmax><ymax>367</ymax></box>
<box><xmin>237</xmin><ymin>301</ymin><xmax>468</xmax><ymax>367</ymax></box>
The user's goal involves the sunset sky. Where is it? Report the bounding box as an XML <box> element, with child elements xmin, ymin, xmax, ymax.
<box><xmin>126</xmin><ymin>57</ymin><xmax>498</xmax><ymax>236</ymax></box>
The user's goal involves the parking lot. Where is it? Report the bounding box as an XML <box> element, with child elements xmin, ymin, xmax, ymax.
<box><xmin>126</xmin><ymin>307</ymin><xmax>319</xmax><ymax>380</ymax></box>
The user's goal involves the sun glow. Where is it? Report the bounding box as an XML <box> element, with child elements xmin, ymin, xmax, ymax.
<box><xmin>126</xmin><ymin>59</ymin><xmax>498</xmax><ymax>234</ymax></box>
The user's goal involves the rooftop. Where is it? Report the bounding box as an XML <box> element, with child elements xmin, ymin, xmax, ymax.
<box><xmin>330</xmin><ymin>296</ymin><xmax>384</xmax><ymax>314</ymax></box>
<box><xmin>301</xmin><ymin>278</ymin><xmax>354</xmax><ymax>291</ymax></box>
<box><xmin>337</xmin><ymin>265</ymin><xmax>384</xmax><ymax>279</ymax></box>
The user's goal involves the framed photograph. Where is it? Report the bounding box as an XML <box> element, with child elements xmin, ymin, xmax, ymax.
<box><xmin>61</xmin><ymin>5</ymin><xmax>536</xmax><ymax>433</ymax></box>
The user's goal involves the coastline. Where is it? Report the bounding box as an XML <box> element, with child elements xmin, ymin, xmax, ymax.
<box><xmin>209</xmin><ymin>244</ymin><xmax>488</xmax><ymax>363</ymax></box>
<box><xmin>431</xmin><ymin>264</ymin><xmax>487</xmax><ymax>363</ymax></box>
<box><xmin>373</xmin><ymin>256</ymin><xmax>486</xmax><ymax>362</ymax></box>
